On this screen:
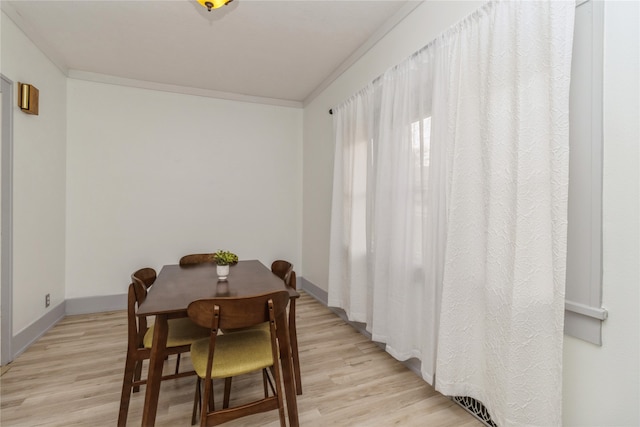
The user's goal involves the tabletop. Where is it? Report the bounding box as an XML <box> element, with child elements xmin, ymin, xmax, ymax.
<box><xmin>137</xmin><ymin>259</ymin><xmax>298</xmax><ymax>316</ymax></box>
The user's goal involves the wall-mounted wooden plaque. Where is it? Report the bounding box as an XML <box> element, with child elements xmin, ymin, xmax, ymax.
<box><xmin>18</xmin><ymin>82</ymin><xmax>39</xmax><ymax>115</ymax></box>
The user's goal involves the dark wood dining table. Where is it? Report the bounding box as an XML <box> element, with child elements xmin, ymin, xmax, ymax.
<box><xmin>136</xmin><ymin>260</ymin><xmax>300</xmax><ymax>427</ymax></box>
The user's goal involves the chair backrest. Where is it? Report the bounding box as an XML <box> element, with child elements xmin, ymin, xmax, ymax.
<box><xmin>127</xmin><ymin>281</ymin><xmax>148</xmax><ymax>349</ymax></box>
<box><xmin>271</xmin><ymin>260</ymin><xmax>294</xmax><ymax>289</ymax></box>
<box><xmin>288</xmin><ymin>270</ymin><xmax>297</xmax><ymax>290</ymax></box>
<box><xmin>187</xmin><ymin>290</ymin><xmax>290</xmax><ymax>332</ymax></box>
<box><xmin>179</xmin><ymin>253</ymin><xmax>216</xmax><ymax>266</ymax></box>
<box><xmin>188</xmin><ymin>290</ymin><xmax>290</xmax><ymax>426</ymax></box>
<box><xmin>131</xmin><ymin>267</ymin><xmax>156</xmax><ymax>289</ymax></box>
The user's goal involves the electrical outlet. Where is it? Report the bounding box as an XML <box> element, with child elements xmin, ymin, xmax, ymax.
<box><xmin>45</xmin><ymin>293</ymin><xmax>50</xmax><ymax>308</ymax></box>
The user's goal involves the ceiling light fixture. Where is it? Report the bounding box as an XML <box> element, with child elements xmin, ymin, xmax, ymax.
<box><xmin>197</xmin><ymin>0</ymin><xmax>233</xmax><ymax>12</ymax></box>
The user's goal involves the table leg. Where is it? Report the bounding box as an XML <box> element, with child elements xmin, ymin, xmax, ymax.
<box><xmin>277</xmin><ymin>311</ymin><xmax>299</xmax><ymax>427</ymax></box>
<box><xmin>141</xmin><ymin>314</ymin><xmax>168</xmax><ymax>427</ymax></box>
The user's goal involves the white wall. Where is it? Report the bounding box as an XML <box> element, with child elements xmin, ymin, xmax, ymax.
<box><xmin>562</xmin><ymin>1</ymin><xmax>640</xmax><ymax>425</ymax></box>
<box><xmin>302</xmin><ymin>1</ymin><xmax>639</xmax><ymax>425</ymax></box>
<box><xmin>66</xmin><ymin>79</ymin><xmax>302</xmax><ymax>298</ymax></box>
<box><xmin>1</xmin><ymin>12</ymin><xmax>67</xmax><ymax>334</ymax></box>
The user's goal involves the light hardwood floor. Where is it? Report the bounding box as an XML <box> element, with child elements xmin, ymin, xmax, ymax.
<box><xmin>0</xmin><ymin>291</ymin><xmax>482</xmax><ymax>426</ymax></box>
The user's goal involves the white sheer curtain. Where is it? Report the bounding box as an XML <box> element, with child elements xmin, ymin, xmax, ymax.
<box><xmin>329</xmin><ymin>49</ymin><xmax>445</xmax><ymax>383</ymax></box>
<box><xmin>328</xmin><ymin>1</ymin><xmax>575</xmax><ymax>425</ymax></box>
<box><xmin>368</xmin><ymin>49</ymin><xmax>446</xmax><ymax>383</ymax></box>
<box><xmin>328</xmin><ymin>86</ymin><xmax>374</xmax><ymax>325</ymax></box>
<box><xmin>434</xmin><ymin>3</ymin><xmax>575</xmax><ymax>426</ymax></box>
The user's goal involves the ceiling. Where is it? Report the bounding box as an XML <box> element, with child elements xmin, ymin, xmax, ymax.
<box><xmin>4</xmin><ymin>0</ymin><xmax>417</xmax><ymax>106</ymax></box>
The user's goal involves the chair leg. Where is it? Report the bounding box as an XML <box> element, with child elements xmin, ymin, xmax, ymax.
<box><xmin>262</xmin><ymin>370</ymin><xmax>268</xmax><ymax>397</ymax></box>
<box><xmin>133</xmin><ymin>358</ymin><xmax>143</xmax><ymax>393</ymax></box>
<box><xmin>196</xmin><ymin>379</ymin><xmax>215</xmax><ymax>426</ymax></box>
<box><xmin>223</xmin><ymin>377</ymin><xmax>232</xmax><ymax>409</ymax></box>
<box><xmin>118</xmin><ymin>352</ymin><xmax>137</xmax><ymax>427</ymax></box>
<box><xmin>272</xmin><ymin>365</ymin><xmax>286</xmax><ymax>427</ymax></box>
<box><xmin>191</xmin><ymin>377</ymin><xmax>201</xmax><ymax>426</ymax></box>
<box><xmin>208</xmin><ymin>380</ymin><xmax>215</xmax><ymax>412</ymax></box>
<box><xmin>264</xmin><ymin>367</ymin><xmax>276</xmax><ymax>396</ymax></box>
<box><xmin>175</xmin><ymin>354</ymin><xmax>181</xmax><ymax>375</ymax></box>
<box><xmin>289</xmin><ymin>302</ymin><xmax>303</xmax><ymax>395</ymax></box>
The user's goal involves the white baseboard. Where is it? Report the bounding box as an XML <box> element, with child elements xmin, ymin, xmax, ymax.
<box><xmin>65</xmin><ymin>293</ymin><xmax>127</xmax><ymax>315</ymax></box>
<box><xmin>10</xmin><ymin>293</ymin><xmax>126</xmax><ymax>361</ymax></box>
<box><xmin>12</xmin><ymin>300</ymin><xmax>65</xmax><ymax>359</ymax></box>
<box><xmin>298</xmin><ymin>276</ymin><xmax>327</xmax><ymax>304</ymax></box>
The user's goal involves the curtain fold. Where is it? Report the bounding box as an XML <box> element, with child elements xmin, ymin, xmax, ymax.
<box><xmin>328</xmin><ymin>86</ymin><xmax>374</xmax><ymax>324</ymax></box>
<box><xmin>328</xmin><ymin>1</ymin><xmax>575</xmax><ymax>425</ymax></box>
<box><xmin>368</xmin><ymin>50</ymin><xmax>444</xmax><ymax>383</ymax></box>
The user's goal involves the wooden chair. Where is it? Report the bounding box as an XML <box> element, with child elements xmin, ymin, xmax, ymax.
<box><xmin>131</xmin><ymin>267</ymin><xmax>157</xmax><ymax>289</ymax></box>
<box><xmin>271</xmin><ymin>260</ymin><xmax>293</xmax><ymax>286</ymax></box>
<box><xmin>118</xmin><ymin>279</ymin><xmax>210</xmax><ymax>427</ymax></box>
<box><xmin>131</xmin><ymin>267</ymin><xmax>188</xmax><ymax>376</ymax></box>
<box><xmin>271</xmin><ymin>260</ymin><xmax>302</xmax><ymax>395</ymax></box>
<box><xmin>188</xmin><ymin>291</ymin><xmax>290</xmax><ymax>427</ymax></box>
<box><xmin>179</xmin><ymin>253</ymin><xmax>217</xmax><ymax>265</ymax></box>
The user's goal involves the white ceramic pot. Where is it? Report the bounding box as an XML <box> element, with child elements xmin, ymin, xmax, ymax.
<box><xmin>216</xmin><ymin>264</ymin><xmax>230</xmax><ymax>280</ymax></box>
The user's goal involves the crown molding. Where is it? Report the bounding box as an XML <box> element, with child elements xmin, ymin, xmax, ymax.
<box><xmin>68</xmin><ymin>70</ymin><xmax>303</xmax><ymax>108</ymax></box>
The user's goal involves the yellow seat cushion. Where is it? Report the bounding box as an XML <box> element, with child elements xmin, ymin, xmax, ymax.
<box><xmin>252</xmin><ymin>322</ymin><xmax>270</xmax><ymax>333</ymax></box>
<box><xmin>190</xmin><ymin>329</ymin><xmax>274</xmax><ymax>379</ymax></box>
<box><xmin>143</xmin><ymin>317</ymin><xmax>210</xmax><ymax>349</ymax></box>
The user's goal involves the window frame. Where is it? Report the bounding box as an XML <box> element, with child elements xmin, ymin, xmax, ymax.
<box><xmin>564</xmin><ymin>0</ymin><xmax>607</xmax><ymax>345</ymax></box>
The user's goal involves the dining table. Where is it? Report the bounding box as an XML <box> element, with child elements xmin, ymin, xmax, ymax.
<box><xmin>136</xmin><ymin>259</ymin><xmax>300</xmax><ymax>427</ymax></box>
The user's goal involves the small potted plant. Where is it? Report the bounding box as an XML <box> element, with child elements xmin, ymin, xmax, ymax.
<box><xmin>213</xmin><ymin>250</ymin><xmax>238</xmax><ymax>280</ymax></box>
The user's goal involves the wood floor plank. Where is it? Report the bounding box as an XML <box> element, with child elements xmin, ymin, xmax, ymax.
<box><xmin>0</xmin><ymin>291</ymin><xmax>483</xmax><ymax>426</ymax></box>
